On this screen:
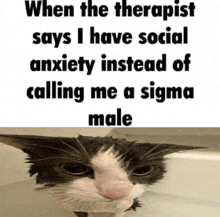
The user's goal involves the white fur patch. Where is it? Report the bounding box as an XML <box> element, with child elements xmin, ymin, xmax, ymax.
<box><xmin>130</xmin><ymin>184</ymin><xmax>146</xmax><ymax>198</ymax></box>
<box><xmin>91</xmin><ymin>146</ymin><xmax>128</xmax><ymax>181</ymax></box>
<box><xmin>67</xmin><ymin>177</ymin><xmax>105</xmax><ymax>200</ymax></box>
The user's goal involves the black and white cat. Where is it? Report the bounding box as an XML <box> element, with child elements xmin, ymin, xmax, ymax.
<box><xmin>0</xmin><ymin>134</ymin><xmax>199</xmax><ymax>217</ymax></box>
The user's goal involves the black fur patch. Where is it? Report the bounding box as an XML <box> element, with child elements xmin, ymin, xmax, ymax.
<box><xmin>74</xmin><ymin>212</ymin><xmax>88</xmax><ymax>217</ymax></box>
<box><xmin>126</xmin><ymin>198</ymin><xmax>142</xmax><ymax>211</ymax></box>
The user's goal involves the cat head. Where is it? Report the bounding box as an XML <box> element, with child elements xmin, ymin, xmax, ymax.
<box><xmin>0</xmin><ymin>134</ymin><xmax>200</xmax><ymax>203</ymax></box>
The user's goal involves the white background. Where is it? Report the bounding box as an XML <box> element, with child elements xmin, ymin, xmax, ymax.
<box><xmin>0</xmin><ymin>0</ymin><xmax>219</xmax><ymax>127</ymax></box>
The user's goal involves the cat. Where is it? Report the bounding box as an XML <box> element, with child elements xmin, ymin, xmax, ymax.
<box><xmin>0</xmin><ymin>134</ymin><xmax>200</xmax><ymax>217</ymax></box>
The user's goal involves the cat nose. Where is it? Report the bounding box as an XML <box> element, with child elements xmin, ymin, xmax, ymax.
<box><xmin>97</xmin><ymin>181</ymin><xmax>132</xmax><ymax>199</ymax></box>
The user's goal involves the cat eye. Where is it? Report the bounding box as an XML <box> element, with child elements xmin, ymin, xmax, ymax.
<box><xmin>61</xmin><ymin>163</ymin><xmax>90</xmax><ymax>176</ymax></box>
<box><xmin>132</xmin><ymin>165</ymin><xmax>153</xmax><ymax>176</ymax></box>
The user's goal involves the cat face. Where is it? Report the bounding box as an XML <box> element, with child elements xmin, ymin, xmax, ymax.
<box><xmin>0</xmin><ymin>134</ymin><xmax>199</xmax><ymax>213</ymax></box>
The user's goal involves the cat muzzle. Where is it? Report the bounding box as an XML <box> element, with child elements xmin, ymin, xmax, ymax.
<box><xmin>96</xmin><ymin>180</ymin><xmax>133</xmax><ymax>200</ymax></box>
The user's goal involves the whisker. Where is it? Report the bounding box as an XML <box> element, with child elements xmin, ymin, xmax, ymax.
<box><xmin>74</xmin><ymin>138</ymin><xmax>89</xmax><ymax>158</ymax></box>
<box><xmin>144</xmin><ymin>146</ymin><xmax>177</xmax><ymax>159</ymax></box>
<box><xmin>23</xmin><ymin>143</ymin><xmax>78</xmax><ymax>157</ymax></box>
<box><xmin>145</xmin><ymin>151</ymin><xmax>164</xmax><ymax>159</ymax></box>
<box><xmin>58</xmin><ymin>138</ymin><xmax>84</xmax><ymax>157</ymax></box>
<box><xmin>145</xmin><ymin>156</ymin><xmax>165</xmax><ymax>161</ymax></box>
<box><xmin>29</xmin><ymin>156</ymin><xmax>84</xmax><ymax>163</ymax></box>
<box><xmin>60</xmin><ymin>197</ymin><xmax>73</xmax><ymax>202</ymax></box>
<box><xmin>144</xmin><ymin>143</ymin><xmax>163</xmax><ymax>158</ymax></box>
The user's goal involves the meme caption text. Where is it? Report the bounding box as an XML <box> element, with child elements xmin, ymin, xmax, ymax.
<box><xmin>25</xmin><ymin>0</ymin><xmax>195</xmax><ymax>126</ymax></box>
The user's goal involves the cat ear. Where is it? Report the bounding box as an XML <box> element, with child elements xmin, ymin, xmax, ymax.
<box><xmin>158</xmin><ymin>143</ymin><xmax>203</xmax><ymax>155</ymax></box>
<box><xmin>0</xmin><ymin>134</ymin><xmax>43</xmax><ymax>149</ymax></box>
<box><xmin>0</xmin><ymin>134</ymin><xmax>84</xmax><ymax>158</ymax></box>
<box><xmin>138</xmin><ymin>142</ymin><xmax>204</xmax><ymax>158</ymax></box>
